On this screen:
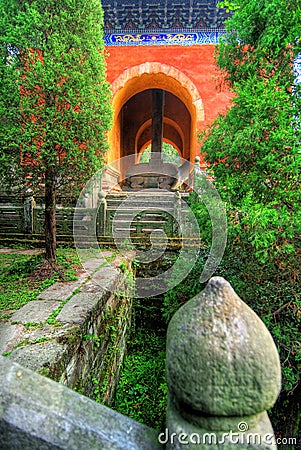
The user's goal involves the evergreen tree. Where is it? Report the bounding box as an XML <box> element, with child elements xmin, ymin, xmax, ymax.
<box><xmin>0</xmin><ymin>0</ymin><xmax>112</xmax><ymax>260</ymax></box>
<box><xmin>202</xmin><ymin>0</ymin><xmax>301</xmax><ymax>263</ymax></box>
<box><xmin>200</xmin><ymin>0</ymin><xmax>301</xmax><ymax>439</ymax></box>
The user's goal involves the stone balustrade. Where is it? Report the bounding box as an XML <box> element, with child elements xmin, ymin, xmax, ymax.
<box><xmin>0</xmin><ymin>277</ymin><xmax>281</xmax><ymax>449</ymax></box>
<box><xmin>165</xmin><ymin>276</ymin><xmax>281</xmax><ymax>449</ymax></box>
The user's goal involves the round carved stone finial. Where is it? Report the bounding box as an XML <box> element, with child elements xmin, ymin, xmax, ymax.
<box><xmin>166</xmin><ymin>276</ymin><xmax>281</xmax><ymax>417</ymax></box>
<box><xmin>98</xmin><ymin>190</ymin><xmax>106</xmax><ymax>201</ymax></box>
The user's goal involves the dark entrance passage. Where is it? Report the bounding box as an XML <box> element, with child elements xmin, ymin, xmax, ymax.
<box><xmin>118</xmin><ymin>88</ymin><xmax>191</xmax><ymax>178</ymax></box>
<box><xmin>118</xmin><ymin>88</ymin><xmax>192</xmax><ymax>189</ymax></box>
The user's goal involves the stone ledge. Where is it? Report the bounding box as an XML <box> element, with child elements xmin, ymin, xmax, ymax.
<box><xmin>7</xmin><ymin>340</ymin><xmax>68</xmax><ymax>373</ymax></box>
<box><xmin>10</xmin><ymin>300</ymin><xmax>62</xmax><ymax>324</ymax></box>
<box><xmin>56</xmin><ymin>292</ymin><xmax>103</xmax><ymax>325</ymax></box>
<box><xmin>37</xmin><ymin>273</ymin><xmax>88</xmax><ymax>301</ymax></box>
<box><xmin>0</xmin><ymin>357</ymin><xmax>162</xmax><ymax>450</ymax></box>
<box><xmin>1</xmin><ymin>252</ymin><xmax>135</xmax><ymax>401</ymax></box>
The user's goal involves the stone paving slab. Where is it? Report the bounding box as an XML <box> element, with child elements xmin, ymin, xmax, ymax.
<box><xmin>0</xmin><ymin>248</ymin><xmax>41</xmax><ymax>255</ymax></box>
<box><xmin>83</xmin><ymin>267</ymin><xmax>120</xmax><ymax>294</ymax></box>
<box><xmin>81</xmin><ymin>257</ymin><xmax>111</xmax><ymax>273</ymax></box>
<box><xmin>10</xmin><ymin>300</ymin><xmax>62</xmax><ymax>324</ymax></box>
<box><xmin>78</xmin><ymin>279</ymin><xmax>106</xmax><ymax>295</ymax></box>
<box><xmin>25</xmin><ymin>323</ymin><xmax>76</xmax><ymax>342</ymax></box>
<box><xmin>37</xmin><ymin>273</ymin><xmax>88</xmax><ymax>301</ymax></box>
<box><xmin>0</xmin><ymin>252</ymin><xmax>132</xmax><ymax>361</ymax></box>
<box><xmin>56</xmin><ymin>293</ymin><xmax>102</xmax><ymax>325</ymax></box>
<box><xmin>0</xmin><ymin>322</ymin><xmax>26</xmax><ymax>354</ymax></box>
<box><xmin>8</xmin><ymin>340</ymin><xmax>67</xmax><ymax>372</ymax></box>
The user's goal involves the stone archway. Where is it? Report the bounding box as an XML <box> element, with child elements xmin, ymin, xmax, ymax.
<box><xmin>136</xmin><ymin>117</ymin><xmax>184</xmax><ymax>159</ymax></box>
<box><xmin>107</xmin><ymin>63</ymin><xmax>204</xmax><ymax>176</ymax></box>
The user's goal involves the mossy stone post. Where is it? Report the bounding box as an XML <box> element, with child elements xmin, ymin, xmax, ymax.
<box><xmin>23</xmin><ymin>196</ymin><xmax>35</xmax><ymax>234</ymax></box>
<box><xmin>164</xmin><ymin>277</ymin><xmax>281</xmax><ymax>449</ymax></box>
<box><xmin>193</xmin><ymin>156</ymin><xmax>201</xmax><ymax>190</ymax></box>
<box><xmin>98</xmin><ymin>190</ymin><xmax>107</xmax><ymax>236</ymax></box>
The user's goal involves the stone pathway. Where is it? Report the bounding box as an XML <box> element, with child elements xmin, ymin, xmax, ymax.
<box><xmin>0</xmin><ymin>249</ymin><xmax>129</xmax><ymax>358</ymax></box>
<box><xmin>0</xmin><ymin>247</ymin><xmax>41</xmax><ymax>255</ymax></box>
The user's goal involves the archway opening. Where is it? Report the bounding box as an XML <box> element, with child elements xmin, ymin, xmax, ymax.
<box><xmin>107</xmin><ymin>66</ymin><xmax>204</xmax><ymax>173</ymax></box>
<box><xmin>116</xmin><ymin>88</ymin><xmax>191</xmax><ymax>178</ymax></box>
<box><xmin>139</xmin><ymin>142</ymin><xmax>182</xmax><ymax>166</ymax></box>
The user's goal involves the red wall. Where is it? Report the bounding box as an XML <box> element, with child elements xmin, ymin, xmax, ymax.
<box><xmin>106</xmin><ymin>45</ymin><xmax>232</xmax><ymax>130</ymax></box>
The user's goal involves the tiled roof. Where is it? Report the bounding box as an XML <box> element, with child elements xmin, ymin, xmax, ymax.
<box><xmin>102</xmin><ymin>0</ymin><xmax>230</xmax><ymax>31</ymax></box>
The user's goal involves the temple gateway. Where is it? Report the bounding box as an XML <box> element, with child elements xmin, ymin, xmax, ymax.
<box><xmin>101</xmin><ymin>0</ymin><xmax>232</xmax><ymax>190</ymax></box>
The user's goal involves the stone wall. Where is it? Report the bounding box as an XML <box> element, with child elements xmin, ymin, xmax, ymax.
<box><xmin>0</xmin><ymin>196</ymin><xmax>76</xmax><ymax>242</ymax></box>
<box><xmin>1</xmin><ymin>251</ymin><xmax>134</xmax><ymax>404</ymax></box>
<box><xmin>0</xmin><ymin>196</ymin><xmax>104</xmax><ymax>245</ymax></box>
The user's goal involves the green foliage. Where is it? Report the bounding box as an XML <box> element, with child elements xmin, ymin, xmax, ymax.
<box><xmin>163</xmin><ymin>193</ymin><xmax>301</xmax><ymax>395</ymax></box>
<box><xmin>114</xmin><ymin>329</ymin><xmax>167</xmax><ymax>431</ymax></box>
<box><xmin>162</xmin><ymin>249</ymin><xmax>208</xmax><ymax>324</ymax></box>
<box><xmin>0</xmin><ymin>247</ymin><xmax>79</xmax><ymax>319</ymax></box>
<box><xmin>197</xmin><ymin>0</ymin><xmax>301</xmax><ymax>438</ymax></box>
<box><xmin>218</xmin><ymin>0</ymin><xmax>239</xmax><ymax>12</ymax></box>
<box><xmin>0</xmin><ymin>253</ymin><xmax>45</xmax><ymax>314</ymax></box>
<box><xmin>0</xmin><ymin>0</ymin><xmax>112</xmax><ymax>195</ymax></box>
<box><xmin>5</xmin><ymin>254</ymin><xmax>41</xmax><ymax>277</ymax></box>
<box><xmin>56</xmin><ymin>252</ymin><xmax>79</xmax><ymax>281</ymax></box>
<box><xmin>139</xmin><ymin>142</ymin><xmax>182</xmax><ymax>166</ymax></box>
<box><xmin>187</xmin><ymin>192</ymin><xmax>213</xmax><ymax>243</ymax></box>
<box><xmin>202</xmin><ymin>80</ymin><xmax>301</xmax><ymax>262</ymax></box>
<box><xmin>201</xmin><ymin>0</ymin><xmax>301</xmax><ymax>264</ymax></box>
<box><xmin>216</xmin><ymin>0</ymin><xmax>301</xmax><ymax>87</ymax></box>
<box><xmin>217</xmin><ymin>249</ymin><xmax>301</xmax><ymax>395</ymax></box>
<box><xmin>84</xmin><ymin>333</ymin><xmax>102</xmax><ymax>348</ymax></box>
<box><xmin>0</xmin><ymin>0</ymin><xmax>112</xmax><ymax>258</ymax></box>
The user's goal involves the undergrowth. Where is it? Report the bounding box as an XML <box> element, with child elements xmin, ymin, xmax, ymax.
<box><xmin>113</xmin><ymin>328</ymin><xmax>167</xmax><ymax>430</ymax></box>
<box><xmin>0</xmin><ymin>247</ymin><xmax>80</xmax><ymax>320</ymax></box>
<box><xmin>113</xmin><ymin>191</ymin><xmax>300</xmax><ymax>445</ymax></box>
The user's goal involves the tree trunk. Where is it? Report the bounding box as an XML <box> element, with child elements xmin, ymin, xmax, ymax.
<box><xmin>44</xmin><ymin>166</ymin><xmax>57</xmax><ymax>261</ymax></box>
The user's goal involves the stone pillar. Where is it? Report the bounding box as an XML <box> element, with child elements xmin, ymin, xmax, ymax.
<box><xmin>97</xmin><ymin>191</ymin><xmax>107</xmax><ymax>236</ymax></box>
<box><xmin>150</xmin><ymin>89</ymin><xmax>165</xmax><ymax>163</ymax></box>
<box><xmin>164</xmin><ymin>277</ymin><xmax>281</xmax><ymax>449</ymax></box>
<box><xmin>23</xmin><ymin>196</ymin><xmax>35</xmax><ymax>234</ymax></box>
<box><xmin>193</xmin><ymin>155</ymin><xmax>202</xmax><ymax>190</ymax></box>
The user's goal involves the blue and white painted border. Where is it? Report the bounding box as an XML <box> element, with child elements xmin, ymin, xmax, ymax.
<box><xmin>104</xmin><ymin>30</ymin><xmax>225</xmax><ymax>46</ymax></box>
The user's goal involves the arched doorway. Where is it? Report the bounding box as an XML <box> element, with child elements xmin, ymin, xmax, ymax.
<box><xmin>119</xmin><ymin>89</ymin><xmax>190</xmax><ymax>173</ymax></box>
<box><xmin>107</xmin><ymin>63</ymin><xmax>204</xmax><ymax>178</ymax></box>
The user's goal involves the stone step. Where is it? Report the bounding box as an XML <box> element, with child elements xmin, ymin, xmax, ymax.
<box><xmin>107</xmin><ymin>208</ymin><xmax>173</xmax><ymax>216</ymax></box>
<box><xmin>107</xmin><ymin>195</ymin><xmax>175</xmax><ymax>201</ymax></box>
<box><xmin>98</xmin><ymin>192</ymin><xmax>188</xmax><ymax>238</ymax></box>
<box><xmin>113</xmin><ymin>220</ymin><xmax>167</xmax><ymax>227</ymax></box>
<box><xmin>108</xmin><ymin>191</ymin><xmax>176</xmax><ymax>196</ymax></box>
<box><xmin>106</xmin><ymin>203</ymin><xmax>175</xmax><ymax>211</ymax></box>
<box><xmin>106</xmin><ymin>193</ymin><xmax>177</xmax><ymax>203</ymax></box>
<box><xmin>110</xmin><ymin>213</ymin><xmax>171</xmax><ymax>221</ymax></box>
<box><xmin>113</xmin><ymin>226</ymin><xmax>168</xmax><ymax>234</ymax></box>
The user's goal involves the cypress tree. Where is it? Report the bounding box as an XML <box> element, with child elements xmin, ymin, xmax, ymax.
<box><xmin>0</xmin><ymin>0</ymin><xmax>112</xmax><ymax>260</ymax></box>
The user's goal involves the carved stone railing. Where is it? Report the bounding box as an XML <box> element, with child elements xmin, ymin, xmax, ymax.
<box><xmin>0</xmin><ymin>277</ymin><xmax>281</xmax><ymax>449</ymax></box>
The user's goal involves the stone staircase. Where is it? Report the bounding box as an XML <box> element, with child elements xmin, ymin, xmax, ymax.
<box><xmin>73</xmin><ymin>189</ymin><xmax>195</xmax><ymax>248</ymax></box>
<box><xmin>104</xmin><ymin>191</ymin><xmax>180</xmax><ymax>238</ymax></box>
